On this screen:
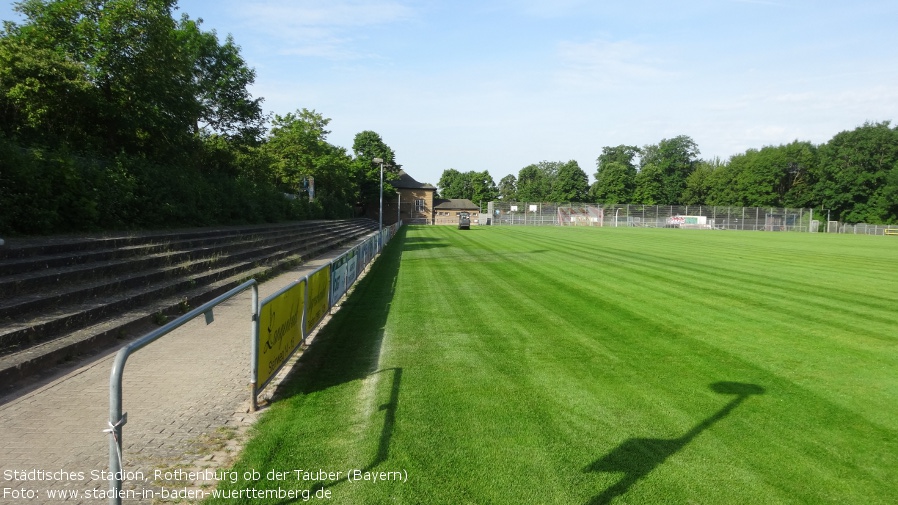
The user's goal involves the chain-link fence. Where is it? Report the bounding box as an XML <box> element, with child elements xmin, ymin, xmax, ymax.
<box><xmin>486</xmin><ymin>202</ymin><xmax>836</xmax><ymax>232</ymax></box>
<box><xmin>829</xmin><ymin>222</ymin><xmax>898</xmax><ymax>236</ymax></box>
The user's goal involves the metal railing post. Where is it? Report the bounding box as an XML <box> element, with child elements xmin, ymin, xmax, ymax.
<box><xmin>250</xmin><ymin>283</ymin><xmax>259</xmax><ymax>412</ymax></box>
<box><xmin>107</xmin><ymin>280</ymin><xmax>257</xmax><ymax>505</ymax></box>
<box><xmin>108</xmin><ymin>355</ymin><xmax>126</xmax><ymax>505</ymax></box>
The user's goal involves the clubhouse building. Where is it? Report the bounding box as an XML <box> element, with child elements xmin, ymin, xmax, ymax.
<box><xmin>384</xmin><ymin>171</ymin><xmax>482</xmax><ymax>226</ymax></box>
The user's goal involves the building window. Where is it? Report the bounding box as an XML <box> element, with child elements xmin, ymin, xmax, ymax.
<box><xmin>415</xmin><ymin>199</ymin><xmax>425</xmax><ymax>213</ymax></box>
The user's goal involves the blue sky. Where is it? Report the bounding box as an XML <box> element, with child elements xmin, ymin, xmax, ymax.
<box><xmin>3</xmin><ymin>0</ymin><xmax>897</xmax><ymax>186</ymax></box>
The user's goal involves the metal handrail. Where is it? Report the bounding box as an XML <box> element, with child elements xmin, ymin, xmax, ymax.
<box><xmin>106</xmin><ymin>222</ymin><xmax>403</xmax><ymax>504</ymax></box>
<box><xmin>107</xmin><ymin>280</ymin><xmax>258</xmax><ymax>505</ymax></box>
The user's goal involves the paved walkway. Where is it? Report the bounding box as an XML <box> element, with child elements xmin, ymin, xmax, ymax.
<box><xmin>0</xmin><ymin>247</ymin><xmax>357</xmax><ymax>504</ymax></box>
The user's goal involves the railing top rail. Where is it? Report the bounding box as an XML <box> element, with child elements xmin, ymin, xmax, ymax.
<box><xmin>109</xmin><ymin>279</ymin><xmax>258</xmax><ymax>387</ymax></box>
<box><xmin>107</xmin><ymin>279</ymin><xmax>258</xmax><ymax>505</ymax></box>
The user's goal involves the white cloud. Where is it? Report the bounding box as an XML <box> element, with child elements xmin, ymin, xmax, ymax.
<box><xmin>554</xmin><ymin>38</ymin><xmax>675</xmax><ymax>90</ymax></box>
<box><xmin>198</xmin><ymin>0</ymin><xmax>898</xmax><ymax>184</ymax></box>
<box><xmin>233</xmin><ymin>0</ymin><xmax>415</xmax><ymax>59</ymax></box>
<box><xmin>514</xmin><ymin>0</ymin><xmax>595</xmax><ymax>17</ymax></box>
<box><xmin>245</xmin><ymin>1</ymin><xmax>413</xmax><ymax>27</ymax></box>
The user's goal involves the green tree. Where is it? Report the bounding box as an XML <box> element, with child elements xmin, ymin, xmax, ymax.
<box><xmin>438</xmin><ymin>169</ymin><xmax>498</xmax><ymax>204</ymax></box>
<box><xmin>632</xmin><ymin>163</ymin><xmax>665</xmax><ymax>205</ymax></box>
<box><xmin>176</xmin><ymin>15</ymin><xmax>265</xmax><ymax>143</ymax></box>
<box><xmin>469</xmin><ymin>170</ymin><xmax>498</xmax><ymax>204</ymax></box>
<box><xmin>703</xmin><ymin>157</ymin><xmax>743</xmax><ymax>207</ymax></box>
<box><xmin>2</xmin><ymin>0</ymin><xmax>263</xmax><ymax>157</ymax></box>
<box><xmin>0</xmin><ymin>0</ymin><xmax>302</xmax><ymax>233</ymax></box>
<box><xmin>598</xmin><ymin>144</ymin><xmax>640</xmax><ymax>169</ymax></box>
<box><xmin>0</xmin><ymin>35</ymin><xmax>95</xmax><ymax>145</ymax></box>
<box><xmin>498</xmin><ymin>174</ymin><xmax>517</xmax><ymax>201</ymax></box>
<box><xmin>15</xmin><ymin>0</ymin><xmax>194</xmax><ymax>154</ymax></box>
<box><xmin>265</xmin><ymin>109</ymin><xmax>328</xmax><ymax>192</ymax></box>
<box><xmin>813</xmin><ymin>122</ymin><xmax>898</xmax><ymax>223</ymax></box>
<box><xmin>592</xmin><ymin>162</ymin><xmax>635</xmax><ymax>204</ymax></box>
<box><xmin>871</xmin><ymin>166</ymin><xmax>898</xmax><ymax>223</ymax></box>
<box><xmin>549</xmin><ymin>160</ymin><xmax>589</xmax><ymax>202</ymax></box>
<box><xmin>352</xmin><ymin>130</ymin><xmax>399</xmax><ymax>207</ymax></box>
<box><xmin>438</xmin><ymin>168</ymin><xmax>467</xmax><ymax>198</ymax></box>
<box><xmin>591</xmin><ymin>145</ymin><xmax>639</xmax><ymax>204</ymax></box>
<box><xmin>516</xmin><ymin>163</ymin><xmax>552</xmax><ymax>202</ymax></box>
<box><xmin>736</xmin><ymin>142</ymin><xmax>817</xmax><ymax>207</ymax></box>
<box><xmin>640</xmin><ymin>135</ymin><xmax>700</xmax><ymax>204</ymax></box>
<box><xmin>681</xmin><ymin>158</ymin><xmax>720</xmax><ymax>205</ymax></box>
<box><xmin>264</xmin><ymin>109</ymin><xmax>354</xmax><ymax>217</ymax></box>
<box><xmin>352</xmin><ymin>130</ymin><xmax>397</xmax><ymax>165</ymax></box>
<box><xmin>699</xmin><ymin>143</ymin><xmax>817</xmax><ymax>208</ymax></box>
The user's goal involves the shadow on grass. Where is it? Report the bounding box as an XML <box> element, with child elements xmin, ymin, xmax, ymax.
<box><xmin>583</xmin><ymin>382</ymin><xmax>765</xmax><ymax>505</ymax></box>
<box><xmin>401</xmin><ymin>235</ymin><xmax>449</xmax><ymax>251</ymax></box>
<box><xmin>263</xmin><ymin>229</ymin><xmax>407</xmax><ymax>504</ymax></box>
<box><xmin>270</xmin><ymin>227</ymin><xmax>406</xmax><ymax>398</ymax></box>
<box><xmin>298</xmin><ymin>366</ymin><xmax>403</xmax><ymax>497</ymax></box>
<box><xmin>269</xmin><ymin>368</ymin><xmax>403</xmax><ymax>505</ymax></box>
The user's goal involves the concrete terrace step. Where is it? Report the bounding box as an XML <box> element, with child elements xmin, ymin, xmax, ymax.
<box><xmin>0</xmin><ymin>221</ymin><xmax>341</xmax><ymax>275</ymax></box>
<box><xmin>0</xmin><ymin>219</ymin><xmax>378</xmax><ymax>388</ymax></box>
<box><xmin>0</xmin><ymin>222</ymin><xmax>363</xmax><ymax>301</ymax></box>
<box><xmin>0</xmin><ymin>221</ymin><xmax>341</xmax><ymax>259</ymax></box>
<box><xmin>0</xmin><ymin>220</ymin><xmax>374</xmax><ymax>348</ymax></box>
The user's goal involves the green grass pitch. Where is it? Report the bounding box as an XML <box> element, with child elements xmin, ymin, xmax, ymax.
<box><xmin>206</xmin><ymin>226</ymin><xmax>898</xmax><ymax>504</ymax></box>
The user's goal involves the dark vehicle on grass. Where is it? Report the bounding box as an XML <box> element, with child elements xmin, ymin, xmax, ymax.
<box><xmin>458</xmin><ymin>212</ymin><xmax>471</xmax><ymax>230</ymax></box>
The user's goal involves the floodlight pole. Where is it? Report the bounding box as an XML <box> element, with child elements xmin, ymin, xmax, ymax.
<box><xmin>374</xmin><ymin>157</ymin><xmax>384</xmax><ymax>249</ymax></box>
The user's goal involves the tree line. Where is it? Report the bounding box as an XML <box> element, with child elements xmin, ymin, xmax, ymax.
<box><xmin>439</xmin><ymin>124</ymin><xmax>898</xmax><ymax>224</ymax></box>
<box><xmin>437</xmin><ymin>160</ymin><xmax>591</xmax><ymax>206</ymax></box>
<box><xmin>0</xmin><ymin>0</ymin><xmax>399</xmax><ymax>235</ymax></box>
<box><xmin>3</xmin><ymin>1</ymin><xmax>896</xmax><ymax>234</ymax></box>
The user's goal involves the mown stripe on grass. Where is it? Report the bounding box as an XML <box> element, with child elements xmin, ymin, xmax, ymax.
<box><xmin>206</xmin><ymin>225</ymin><xmax>898</xmax><ymax>505</ymax></box>
<box><xmin>486</xmin><ymin>227</ymin><xmax>898</xmax><ymax>431</ymax></box>
<box><xmin>389</xmin><ymin>226</ymin><xmax>897</xmax><ymax>504</ymax></box>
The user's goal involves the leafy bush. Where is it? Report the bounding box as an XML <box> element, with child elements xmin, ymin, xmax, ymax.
<box><xmin>0</xmin><ymin>136</ymin><xmax>311</xmax><ymax>235</ymax></box>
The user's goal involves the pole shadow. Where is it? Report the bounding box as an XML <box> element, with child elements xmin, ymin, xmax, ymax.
<box><xmin>583</xmin><ymin>382</ymin><xmax>765</xmax><ymax>505</ymax></box>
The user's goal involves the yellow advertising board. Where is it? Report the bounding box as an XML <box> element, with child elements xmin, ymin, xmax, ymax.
<box><xmin>305</xmin><ymin>265</ymin><xmax>331</xmax><ymax>335</ymax></box>
<box><xmin>257</xmin><ymin>280</ymin><xmax>305</xmax><ymax>389</ymax></box>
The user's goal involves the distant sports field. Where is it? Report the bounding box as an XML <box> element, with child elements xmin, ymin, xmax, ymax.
<box><xmin>208</xmin><ymin>226</ymin><xmax>898</xmax><ymax>504</ymax></box>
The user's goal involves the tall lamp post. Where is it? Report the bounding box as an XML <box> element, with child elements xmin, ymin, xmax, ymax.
<box><xmin>373</xmin><ymin>157</ymin><xmax>384</xmax><ymax>248</ymax></box>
